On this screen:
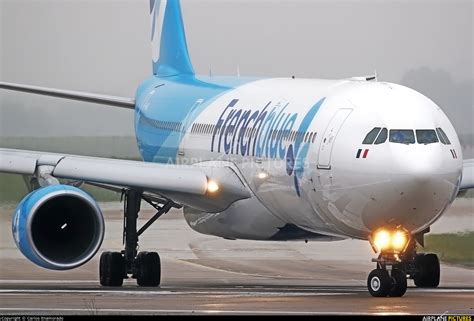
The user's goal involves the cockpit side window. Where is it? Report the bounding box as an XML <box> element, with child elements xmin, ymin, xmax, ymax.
<box><xmin>416</xmin><ymin>129</ymin><xmax>438</xmax><ymax>144</ymax></box>
<box><xmin>389</xmin><ymin>129</ymin><xmax>415</xmax><ymax>144</ymax></box>
<box><xmin>374</xmin><ymin>128</ymin><xmax>388</xmax><ymax>144</ymax></box>
<box><xmin>363</xmin><ymin>127</ymin><xmax>381</xmax><ymax>144</ymax></box>
<box><xmin>436</xmin><ymin>128</ymin><xmax>451</xmax><ymax>145</ymax></box>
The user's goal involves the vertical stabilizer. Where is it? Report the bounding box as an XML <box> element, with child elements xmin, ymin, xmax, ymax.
<box><xmin>150</xmin><ymin>0</ymin><xmax>194</xmax><ymax>77</ymax></box>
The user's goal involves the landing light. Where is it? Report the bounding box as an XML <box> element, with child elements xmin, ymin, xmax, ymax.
<box><xmin>373</xmin><ymin>229</ymin><xmax>391</xmax><ymax>252</ymax></box>
<box><xmin>392</xmin><ymin>230</ymin><xmax>408</xmax><ymax>252</ymax></box>
<box><xmin>207</xmin><ymin>180</ymin><xmax>219</xmax><ymax>193</ymax></box>
<box><xmin>370</xmin><ymin>227</ymin><xmax>410</xmax><ymax>254</ymax></box>
<box><xmin>257</xmin><ymin>171</ymin><xmax>269</xmax><ymax>180</ymax></box>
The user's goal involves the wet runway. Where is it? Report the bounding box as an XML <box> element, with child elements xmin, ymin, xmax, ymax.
<box><xmin>0</xmin><ymin>200</ymin><xmax>473</xmax><ymax>315</ymax></box>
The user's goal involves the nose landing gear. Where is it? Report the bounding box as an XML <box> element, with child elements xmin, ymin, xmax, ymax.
<box><xmin>367</xmin><ymin>237</ymin><xmax>440</xmax><ymax>297</ymax></box>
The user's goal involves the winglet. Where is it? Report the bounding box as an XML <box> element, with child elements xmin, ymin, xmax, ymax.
<box><xmin>150</xmin><ymin>0</ymin><xmax>195</xmax><ymax>77</ymax></box>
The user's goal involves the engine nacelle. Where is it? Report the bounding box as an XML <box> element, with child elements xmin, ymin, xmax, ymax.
<box><xmin>12</xmin><ymin>185</ymin><xmax>104</xmax><ymax>270</ymax></box>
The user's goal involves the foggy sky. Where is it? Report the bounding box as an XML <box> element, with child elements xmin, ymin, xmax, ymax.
<box><xmin>0</xmin><ymin>0</ymin><xmax>472</xmax><ymax>137</ymax></box>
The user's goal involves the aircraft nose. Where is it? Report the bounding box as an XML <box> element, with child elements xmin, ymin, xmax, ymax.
<box><xmin>386</xmin><ymin>144</ymin><xmax>458</xmax><ymax>231</ymax></box>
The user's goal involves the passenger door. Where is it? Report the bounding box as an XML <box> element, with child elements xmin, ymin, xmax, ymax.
<box><xmin>317</xmin><ymin>108</ymin><xmax>352</xmax><ymax>169</ymax></box>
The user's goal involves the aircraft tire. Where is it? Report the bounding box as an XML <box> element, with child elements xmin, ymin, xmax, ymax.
<box><xmin>367</xmin><ymin>269</ymin><xmax>391</xmax><ymax>297</ymax></box>
<box><xmin>136</xmin><ymin>251</ymin><xmax>161</xmax><ymax>287</ymax></box>
<box><xmin>100</xmin><ymin>251</ymin><xmax>125</xmax><ymax>287</ymax></box>
<box><xmin>414</xmin><ymin>253</ymin><xmax>440</xmax><ymax>288</ymax></box>
<box><xmin>388</xmin><ymin>268</ymin><xmax>407</xmax><ymax>297</ymax></box>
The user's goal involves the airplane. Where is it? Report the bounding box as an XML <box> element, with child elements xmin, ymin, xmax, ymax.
<box><xmin>0</xmin><ymin>0</ymin><xmax>472</xmax><ymax>298</ymax></box>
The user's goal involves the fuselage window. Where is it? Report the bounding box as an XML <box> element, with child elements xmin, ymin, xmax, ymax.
<box><xmin>374</xmin><ymin>128</ymin><xmax>387</xmax><ymax>144</ymax></box>
<box><xmin>363</xmin><ymin>127</ymin><xmax>382</xmax><ymax>144</ymax></box>
<box><xmin>436</xmin><ymin>128</ymin><xmax>451</xmax><ymax>145</ymax></box>
<box><xmin>416</xmin><ymin>129</ymin><xmax>438</xmax><ymax>145</ymax></box>
<box><xmin>312</xmin><ymin>132</ymin><xmax>317</xmax><ymax>143</ymax></box>
<box><xmin>389</xmin><ymin>129</ymin><xmax>415</xmax><ymax>144</ymax></box>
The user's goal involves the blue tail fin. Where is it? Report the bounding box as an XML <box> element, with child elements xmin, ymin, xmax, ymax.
<box><xmin>150</xmin><ymin>0</ymin><xmax>194</xmax><ymax>77</ymax></box>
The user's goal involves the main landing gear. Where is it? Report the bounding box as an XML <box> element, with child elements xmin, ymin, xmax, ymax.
<box><xmin>99</xmin><ymin>189</ymin><xmax>180</xmax><ymax>287</ymax></box>
<box><xmin>367</xmin><ymin>232</ymin><xmax>440</xmax><ymax>297</ymax></box>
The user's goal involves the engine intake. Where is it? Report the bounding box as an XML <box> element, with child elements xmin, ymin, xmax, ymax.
<box><xmin>12</xmin><ymin>185</ymin><xmax>104</xmax><ymax>270</ymax></box>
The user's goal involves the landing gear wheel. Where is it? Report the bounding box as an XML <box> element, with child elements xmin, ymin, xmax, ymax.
<box><xmin>136</xmin><ymin>251</ymin><xmax>161</xmax><ymax>287</ymax></box>
<box><xmin>100</xmin><ymin>251</ymin><xmax>125</xmax><ymax>286</ymax></box>
<box><xmin>414</xmin><ymin>253</ymin><xmax>440</xmax><ymax>288</ymax></box>
<box><xmin>368</xmin><ymin>269</ymin><xmax>391</xmax><ymax>297</ymax></box>
<box><xmin>389</xmin><ymin>268</ymin><xmax>407</xmax><ymax>297</ymax></box>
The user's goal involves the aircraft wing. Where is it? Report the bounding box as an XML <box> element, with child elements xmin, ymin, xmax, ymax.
<box><xmin>0</xmin><ymin>82</ymin><xmax>135</xmax><ymax>109</ymax></box>
<box><xmin>460</xmin><ymin>158</ymin><xmax>474</xmax><ymax>191</ymax></box>
<box><xmin>0</xmin><ymin>148</ymin><xmax>251</xmax><ymax>212</ymax></box>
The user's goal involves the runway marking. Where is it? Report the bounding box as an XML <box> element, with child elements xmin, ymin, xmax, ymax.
<box><xmin>0</xmin><ymin>280</ymin><xmax>98</xmax><ymax>284</ymax></box>
<box><xmin>176</xmin><ymin>259</ymin><xmax>351</xmax><ymax>281</ymax></box>
<box><xmin>0</xmin><ymin>307</ymin><xmax>410</xmax><ymax>315</ymax></box>
<box><xmin>0</xmin><ymin>288</ymin><xmax>354</xmax><ymax>297</ymax></box>
<box><xmin>0</xmin><ymin>287</ymin><xmax>472</xmax><ymax>299</ymax></box>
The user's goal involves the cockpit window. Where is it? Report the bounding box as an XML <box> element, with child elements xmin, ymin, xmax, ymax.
<box><xmin>436</xmin><ymin>127</ymin><xmax>451</xmax><ymax>145</ymax></box>
<box><xmin>363</xmin><ymin>127</ymin><xmax>381</xmax><ymax>144</ymax></box>
<box><xmin>416</xmin><ymin>130</ymin><xmax>438</xmax><ymax>144</ymax></box>
<box><xmin>389</xmin><ymin>130</ymin><xmax>415</xmax><ymax>144</ymax></box>
<box><xmin>374</xmin><ymin>128</ymin><xmax>388</xmax><ymax>144</ymax></box>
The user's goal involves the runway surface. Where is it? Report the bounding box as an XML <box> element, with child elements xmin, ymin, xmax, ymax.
<box><xmin>0</xmin><ymin>199</ymin><xmax>473</xmax><ymax>315</ymax></box>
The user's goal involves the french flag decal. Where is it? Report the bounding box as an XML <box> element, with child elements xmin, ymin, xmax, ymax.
<box><xmin>356</xmin><ymin>149</ymin><xmax>369</xmax><ymax>159</ymax></box>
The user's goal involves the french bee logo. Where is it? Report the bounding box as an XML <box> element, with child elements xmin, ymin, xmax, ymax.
<box><xmin>211</xmin><ymin>97</ymin><xmax>325</xmax><ymax>196</ymax></box>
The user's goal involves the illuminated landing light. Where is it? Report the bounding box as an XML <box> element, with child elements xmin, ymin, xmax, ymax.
<box><xmin>392</xmin><ymin>230</ymin><xmax>408</xmax><ymax>252</ymax></box>
<box><xmin>257</xmin><ymin>171</ymin><xmax>269</xmax><ymax>180</ymax></box>
<box><xmin>207</xmin><ymin>180</ymin><xmax>219</xmax><ymax>193</ymax></box>
<box><xmin>61</xmin><ymin>223</ymin><xmax>67</xmax><ymax>230</ymax></box>
<box><xmin>370</xmin><ymin>227</ymin><xmax>411</xmax><ymax>254</ymax></box>
<box><xmin>373</xmin><ymin>229</ymin><xmax>391</xmax><ymax>252</ymax></box>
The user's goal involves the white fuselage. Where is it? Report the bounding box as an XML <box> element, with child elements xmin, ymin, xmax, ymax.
<box><xmin>138</xmin><ymin>77</ymin><xmax>463</xmax><ymax>240</ymax></box>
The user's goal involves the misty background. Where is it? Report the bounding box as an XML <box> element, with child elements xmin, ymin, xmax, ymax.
<box><xmin>0</xmin><ymin>0</ymin><xmax>472</xmax><ymax>158</ymax></box>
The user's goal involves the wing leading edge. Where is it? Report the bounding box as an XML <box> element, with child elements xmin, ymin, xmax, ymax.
<box><xmin>460</xmin><ymin>159</ymin><xmax>474</xmax><ymax>191</ymax></box>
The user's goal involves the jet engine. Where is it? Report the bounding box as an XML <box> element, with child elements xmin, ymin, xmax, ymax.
<box><xmin>12</xmin><ymin>185</ymin><xmax>104</xmax><ymax>270</ymax></box>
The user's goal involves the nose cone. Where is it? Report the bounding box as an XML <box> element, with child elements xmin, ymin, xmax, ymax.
<box><xmin>393</xmin><ymin>144</ymin><xmax>444</xmax><ymax>183</ymax></box>
<box><xmin>365</xmin><ymin>144</ymin><xmax>460</xmax><ymax>233</ymax></box>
